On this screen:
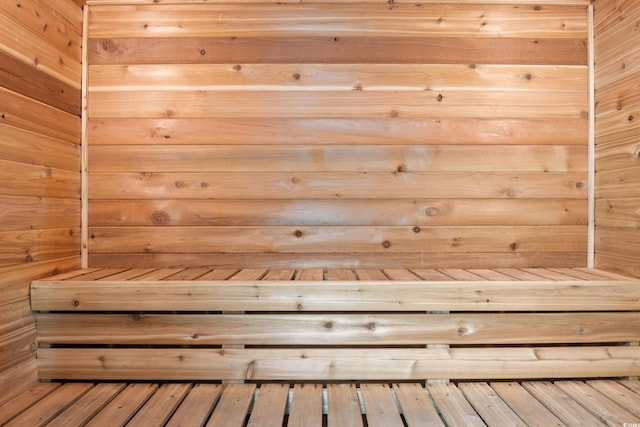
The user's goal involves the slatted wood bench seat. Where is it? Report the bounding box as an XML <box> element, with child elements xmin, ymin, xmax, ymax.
<box><xmin>29</xmin><ymin>267</ymin><xmax>640</xmax><ymax>384</ymax></box>
<box><xmin>3</xmin><ymin>380</ymin><xmax>640</xmax><ymax>426</ymax></box>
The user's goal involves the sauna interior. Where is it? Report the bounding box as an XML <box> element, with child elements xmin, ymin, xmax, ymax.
<box><xmin>2</xmin><ymin>0</ymin><xmax>640</xmax><ymax>424</ymax></box>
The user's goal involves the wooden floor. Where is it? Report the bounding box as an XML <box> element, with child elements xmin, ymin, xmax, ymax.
<box><xmin>2</xmin><ymin>380</ymin><xmax>640</xmax><ymax>426</ymax></box>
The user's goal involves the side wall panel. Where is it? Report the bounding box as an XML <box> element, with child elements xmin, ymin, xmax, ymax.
<box><xmin>594</xmin><ymin>0</ymin><xmax>640</xmax><ymax>276</ymax></box>
<box><xmin>0</xmin><ymin>0</ymin><xmax>82</xmax><ymax>403</ymax></box>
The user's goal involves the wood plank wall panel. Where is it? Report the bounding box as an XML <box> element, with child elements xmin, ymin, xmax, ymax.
<box><xmin>594</xmin><ymin>0</ymin><xmax>640</xmax><ymax>277</ymax></box>
<box><xmin>86</xmin><ymin>1</ymin><xmax>589</xmax><ymax>269</ymax></box>
<box><xmin>0</xmin><ymin>0</ymin><xmax>82</xmax><ymax>405</ymax></box>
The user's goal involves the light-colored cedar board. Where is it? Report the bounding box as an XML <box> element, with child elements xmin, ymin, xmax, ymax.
<box><xmin>37</xmin><ymin>312</ymin><xmax>640</xmax><ymax>346</ymax></box>
<box><xmin>4</xmin><ymin>383</ymin><xmax>93</xmax><ymax>427</ymax></box>
<box><xmin>262</xmin><ymin>269</ymin><xmax>296</xmax><ymax>280</ymax></box>
<box><xmin>0</xmin><ymin>297</ymin><xmax>36</xmax><ymax>338</ymax></box>
<box><xmin>555</xmin><ymin>381</ymin><xmax>638</xmax><ymax>425</ymax></box>
<box><xmin>165</xmin><ymin>384</ymin><xmax>222</xmax><ymax>427</ymax></box>
<box><xmin>87</xmin><ymin>172</ymin><xmax>588</xmax><ymax>200</ymax></box>
<box><xmin>466</xmin><ymin>268</ymin><xmax>518</xmax><ymax>280</ymax></box>
<box><xmin>0</xmin><ymin>325</ymin><xmax>37</xmax><ymax>373</ymax></box>
<box><xmin>35</xmin><ymin>346</ymin><xmax>640</xmax><ymax>381</ymax></box>
<box><xmin>0</xmin><ymin>195</ymin><xmax>79</xmax><ymax>230</ymax></box>
<box><xmin>89</xmin><ymin>63</ymin><xmax>588</xmax><ymax>92</ymax></box>
<box><xmin>393</xmin><ymin>383</ymin><xmax>444</xmax><ymax>427</ymax></box>
<box><xmin>86</xmin><ymin>117</ymin><xmax>588</xmax><ymax>146</ymax></box>
<box><xmin>295</xmin><ymin>269</ymin><xmax>324</xmax><ymax>280</ymax></box>
<box><xmin>85</xmin><ymin>225</ymin><xmax>587</xmax><ymax>254</ymax></box>
<box><xmin>85</xmin><ymin>0</ymin><xmax>592</xmax><ymax>4</ymax></box>
<box><xmin>490</xmin><ymin>382</ymin><xmax>564</xmax><ymax>426</ymax></box>
<box><xmin>355</xmin><ymin>269</ymin><xmax>388</xmax><ymax>280</ymax></box>
<box><xmin>0</xmin><ymin>382</ymin><xmax>61</xmax><ymax>424</ymax></box>
<box><xmin>326</xmin><ymin>384</ymin><xmax>363</xmax><ymax>427</ymax></box>
<box><xmin>596</xmin><ymin>166</ymin><xmax>640</xmax><ymax>199</ymax></box>
<box><xmin>87</xmin><ymin>4</ymin><xmax>586</xmax><ymax>39</ymax></box>
<box><xmin>95</xmin><ymin>268</ymin><xmax>157</xmax><ymax>280</ymax></box>
<box><xmin>596</xmin><ymin>228</ymin><xmax>640</xmax><ymax>259</ymax></box>
<box><xmin>246</xmin><ymin>384</ymin><xmax>290</xmax><ymax>427</ymax></box>
<box><xmin>595</xmin><ymin>198</ymin><xmax>640</xmax><ymax>228</ymax></box>
<box><xmin>438</xmin><ymin>268</ymin><xmax>487</xmax><ymax>280</ymax></box>
<box><xmin>359</xmin><ymin>384</ymin><xmax>404</xmax><ymax>427</ymax></box>
<box><xmin>459</xmin><ymin>382</ymin><xmax>527</xmax><ymax>426</ymax></box>
<box><xmin>87</xmin><ymin>145</ymin><xmax>587</xmax><ymax>173</ymax></box>
<box><xmin>84</xmin><ymin>383</ymin><xmax>159</xmax><ymax>427</ymax></box>
<box><xmin>326</xmin><ymin>269</ymin><xmax>356</xmax><ymax>281</ymax></box>
<box><xmin>86</xmin><ymin>252</ymin><xmax>589</xmax><ymax>270</ymax></box>
<box><xmin>87</xmin><ymin>37</ymin><xmax>587</xmax><ymax>66</ymax></box>
<box><xmin>46</xmin><ymin>383</ymin><xmax>126</xmax><ymax>427</ymax></box>
<box><xmin>382</xmin><ymin>269</ymin><xmax>420</xmax><ymax>280</ymax></box>
<box><xmin>0</xmin><ymin>359</ymin><xmax>38</xmax><ymax>409</ymax></box>
<box><xmin>0</xmin><ymin>14</ymin><xmax>80</xmax><ymax>89</ymax></box>
<box><xmin>0</xmin><ymin>123</ymin><xmax>80</xmax><ymax>170</ymax></box>
<box><xmin>427</xmin><ymin>383</ymin><xmax>485</xmax><ymax>427</ymax></box>
<box><xmin>88</xmin><ymin>199</ymin><xmax>588</xmax><ymax>227</ymax></box>
<box><xmin>136</xmin><ymin>268</ymin><xmax>187</xmax><ymax>280</ymax></box>
<box><xmin>0</xmin><ymin>228</ymin><xmax>80</xmax><ymax>266</ymax></box>
<box><xmin>587</xmin><ymin>380</ymin><xmax>640</xmax><ymax>418</ymax></box>
<box><xmin>127</xmin><ymin>383</ymin><xmax>191</xmax><ymax>427</ymax></box>
<box><xmin>0</xmin><ymin>0</ymin><xmax>82</xmax><ymax>62</ymax></box>
<box><xmin>206</xmin><ymin>384</ymin><xmax>256</xmax><ymax>427</ymax></box>
<box><xmin>0</xmin><ymin>88</ymin><xmax>80</xmax><ymax>143</ymax></box>
<box><xmin>87</xmin><ymin>90</ymin><xmax>587</xmax><ymax>120</ymax></box>
<box><xmin>287</xmin><ymin>383</ymin><xmax>323</xmax><ymax>427</ymax></box>
<box><xmin>162</xmin><ymin>268</ymin><xmax>213</xmax><ymax>280</ymax></box>
<box><xmin>522</xmin><ymin>381</ymin><xmax>607</xmax><ymax>426</ymax></box>
<box><xmin>522</xmin><ymin>267</ymin><xmax>582</xmax><ymax>280</ymax></box>
<box><xmin>31</xmin><ymin>280</ymin><xmax>640</xmax><ymax>312</ymax></box>
<box><xmin>198</xmin><ymin>269</ymin><xmax>241</xmax><ymax>280</ymax></box>
<box><xmin>65</xmin><ymin>268</ymin><xmax>126</xmax><ymax>281</ymax></box>
<box><xmin>229</xmin><ymin>268</ymin><xmax>268</xmax><ymax>280</ymax></box>
<box><xmin>0</xmin><ymin>160</ymin><xmax>80</xmax><ymax>199</ymax></box>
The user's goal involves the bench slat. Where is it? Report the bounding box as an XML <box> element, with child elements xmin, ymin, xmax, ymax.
<box><xmin>36</xmin><ymin>312</ymin><xmax>640</xmax><ymax>345</ymax></box>
<box><xmin>36</xmin><ymin>346</ymin><xmax>640</xmax><ymax>382</ymax></box>
<box><xmin>30</xmin><ymin>280</ymin><xmax>640</xmax><ymax>312</ymax></box>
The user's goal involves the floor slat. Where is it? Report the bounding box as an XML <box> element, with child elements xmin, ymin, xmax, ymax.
<box><xmin>207</xmin><ymin>383</ymin><xmax>256</xmax><ymax>427</ymax></box>
<box><xmin>326</xmin><ymin>383</ymin><xmax>364</xmax><ymax>427</ymax></box>
<box><xmin>491</xmin><ymin>382</ymin><xmax>565</xmax><ymax>427</ymax></box>
<box><xmin>46</xmin><ymin>383</ymin><xmax>126</xmax><ymax>427</ymax></box>
<box><xmin>360</xmin><ymin>383</ymin><xmax>404</xmax><ymax>427</ymax></box>
<box><xmin>84</xmin><ymin>383</ymin><xmax>159</xmax><ymax>427</ymax></box>
<box><xmin>6</xmin><ymin>381</ymin><xmax>640</xmax><ymax>426</ymax></box>
<box><xmin>247</xmin><ymin>383</ymin><xmax>290</xmax><ymax>427</ymax></box>
<box><xmin>166</xmin><ymin>384</ymin><xmax>222</xmax><ymax>427</ymax></box>
<box><xmin>287</xmin><ymin>383</ymin><xmax>323</xmax><ymax>427</ymax></box>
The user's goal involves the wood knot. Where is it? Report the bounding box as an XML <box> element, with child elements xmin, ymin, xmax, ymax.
<box><xmin>382</xmin><ymin>240</ymin><xmax>391</xmax><ymax>248</ymax></box>
<box><xmin>151</xmin><ymin>210</ymin><xmax>170</xmax><ymax>225</ymax></box>
<box><xmin>457</xmin><ymin>327</ymin><xmax>468</xmax><ymax>336</ymax></box>
<box><xmin>101</xmin><ymin>39</ymin><xmax>116</xmax><ymax>52</ymax></box>
<box><xmin>510</xmin><ymin>242</ymin><xmax>518</xmax><ymax>251</ymax></box>
<box><xmin>437</xmin><ymin>94</ymin><xmax>444</xmax><ymax>102</ymax></box>
<box><xmin>425</xmin><ymin>207</ymin><xmax>440</xmax><ymax>217</ymax></box>
<box><xmin>73</xmin><ymin>300</ymin><xmax>80</xmax><ymax>307</ymax></box>
<box><xmin>413</xmin><ymin>226</ymin><xmax>421</xmax><ymax>233</ymax></box>
<box><xmin>292</xmin><ymin>73</ymin><xmax>301</xmax><ymax>81</ymax></box>
<box><xmin>575</xmin><ymin>181</ymin><xmax>584</xmax><ymax>189</ymax></box>
<box><xmin>367</xmin><ymin>322</ymin><xmax>376</xmax><ymax>330</ymax></box>
<box><xmin>324</xmin><ymin>321</ymin><xmax>333</xmax><ymax>329</ymax></box>
<box><xmin>577</xmin><ymin>326</ymin><xmax>586</xmax><ymax>335</ymax></box>
<box><xmin>294</xmin><ymin>230</ymin><xmax>303</xmax><ymax>237</ymax></box>
<box><xmin>233</xmin><ymin>64</ymin><xmax>242</xmax><ymax>71</ymax></box>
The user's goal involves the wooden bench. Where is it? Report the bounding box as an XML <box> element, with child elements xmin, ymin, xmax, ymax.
<box><xmin>30</xmin><ymin>267</ymin><xmax>640</xmax><ymax>383</ymax></box>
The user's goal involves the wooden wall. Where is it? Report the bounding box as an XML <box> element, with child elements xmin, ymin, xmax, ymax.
<box><xmin>86</xmin><ymin>0</ymin><xmax>590</xmax><ymax>269</ymax></box>
<box><xmin>594</xmin><ymin>0</ymin><xmax>640</xmax><ymax>277</ymax></box>
<box><xmin>0</xmin><ymin>0</ymin><xmax>82</xmax><ymax>404</ymax></box>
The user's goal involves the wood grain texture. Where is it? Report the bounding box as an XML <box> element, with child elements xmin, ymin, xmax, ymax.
<box><xmin>85</xmin><ymin>2</ymin><xmax>589</xmax><ymax>268</ymax></box>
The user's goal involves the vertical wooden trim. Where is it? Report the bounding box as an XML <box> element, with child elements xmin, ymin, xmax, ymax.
<box><xmin>81</xmin><ymin>5</ymin><xmax>89</xmax><ymax>268</ymax></box>
<box><xmin>587</xmin><ymin>3</ymin><xmax>595</xmax><ymax>268</ymax></box>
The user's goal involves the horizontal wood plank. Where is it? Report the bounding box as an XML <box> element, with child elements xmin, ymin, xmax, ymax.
<box><xmin>88</xmin><ymin>36</ymin><xmax>587</xmax><ymax>66</ymax></box>
<box><xmin>88</xmin><ymin>145</ymin><xmax>587</xmax><ymax>173</ymax></box>
<box><xmin>35</xmin><ymin>346</ymin><xmax>640</xmax><ymax>381</ymax></box>
<box><xmin>87</xmin><ymin>90</ymin><xmax>587</xmax><ymax>119</ymax></box>
<box><xmin>87</xmin><ymin>117</ymin><xmax>588</xmax><ymax>146</ymax></box>
<box><xmin>86</xmin><ymin>225</ymin><xmax>587</xmax><ymax>254</ymax></box>
<box><xmin>88</xmin><ymin>199</ymin><xmax>588</xmax><ymax>227</ymax></box>
<box><xmin>88</xmin><ymin>63</ymin><xmax>587</xmax><ymax>93</ymax></box>
<box><xmin>88</xmin><ymin>172</ymin><xmax>588</xmax><ymax>200</ymax></box>
<box><xmin>36</xmin><ymin>312</ymin><xmax>640</xmax><ymax>345</ymax></box>
<box><xmin>30</xmin><ymin>279</ymin><xmax>640</xmax><ymax>312</ymax></box>
<box><xmin>87</xmin><ymin>4</ymin><xmax>587</xmax><ymax>39</ymax></box>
